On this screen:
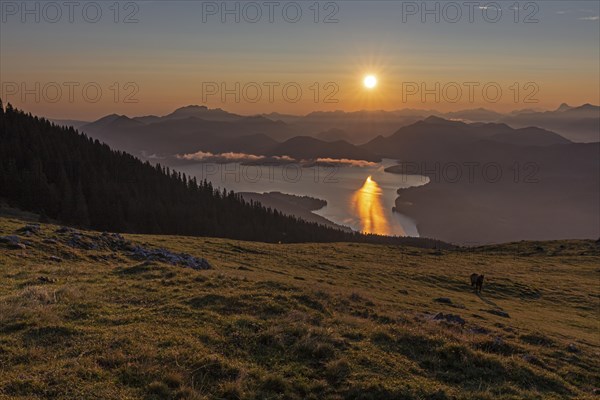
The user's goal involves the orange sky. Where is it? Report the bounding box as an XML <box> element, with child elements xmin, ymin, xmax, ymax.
<box><xmin>1</xmin><ymin>1</ymin><xmax>598</xmax><ymax>120</ymax></box>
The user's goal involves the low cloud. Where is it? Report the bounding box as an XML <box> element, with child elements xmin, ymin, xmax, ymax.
<box><xmin>273</xmin><ymin>155</ymin><xmax>295</xmax><ymax>161</ymax></box>
<box><xmin>218</xmin><ymin>152</ymin><xmax>265</xmax><ymax>161</ymax></box>
<box><xmin>178</xmin><ymin>151</ymin><xmax>295</xmax><ymax>163</ymax></box>
<box><xmin>179</xmin><ymin>151</ymin><xmax>215</xmax><ymax>161</ymax></box>
<box><xmin>178</xmin><ymin>152</ymin><xmax>377</xmax><ymax>167</ymax></box>
<box><xmin>179</xmin><ymin>151</ymin><xmax>264</xmax><ymax>162</ymax></box>
<box><xmin>315</xmin><ymin>158</ymin><xmax>378</xmax><ymax>167</ymax></box>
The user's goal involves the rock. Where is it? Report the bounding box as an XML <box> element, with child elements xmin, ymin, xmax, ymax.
<box><xmin>522</xmin><ymin>354</ymin><xmax>542</xmax><ymax>366</ymax></box>
<box><xmin>16</xmin><ymin>224</ymin><xmax>41</xmax><ymax>236</ymax></box>
<box><xmin>0</xmin><ymin>235</ymin><xmax>25</xmax><ymax>249</ymax></box>
<box><xmin>68</xmin><ymin>233</ymin><xmax>99</xmax><ymax>250</ymax></box>
<box><xmin>128</xmin><ymin>245</ymin><xmax>212</xmax><ymax>270</ymax></box>
<box><xmin>487</xmin><ymin>309</ymin><xmax>510</xmax><ymax>318</ymax></box>
<box><xmin>55</xmin><ymin>226</ymin><xmax>75</xmax><ymax>234</ymax></box>
<box><xmin>190</xmin><ymin>257</ymin><xmax>212</xmax><ymax>270</ymax></box>
<box><xmin>38</xmin><ymin>276</ymin><xmax>57</xmax><ymax>283</ymax></box>
<box><xmin>49</xmin><ymin>256</ymin><xmax>63</xmax><ymax>263</ymax></box>
<box><xmin>434</xmin><ymin>297</ymin><xmax>453</xmax><ymax>304</ymax></box>
<box><xmin>52</xmin><ymin>229</ymin><xmax>212</xmax><ymax>270</ymax></box>
<box><xmin>468</xmin><ymin>326</ymin><xmax>490</xmax><ymax>335</ymax></box>
<box><xmin>567</xmin><ymin>343</ymin><xmax>580</xmax><ymax>353</ymax></box>
<box><xmin>0</xmin><ymin>235</ymin><xmax>20</xmax><ymax>244</ymax></box>
<box><xmin>433</xmin><ymin>312</ymin><xmax>465</xmax><ymax>326</ymax></box>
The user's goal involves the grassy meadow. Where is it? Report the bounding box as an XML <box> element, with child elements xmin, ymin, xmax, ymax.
<box><xmin>0</xmin><ymin>216</ymin><xmax>598</xmax><ymax>399</ymax></box>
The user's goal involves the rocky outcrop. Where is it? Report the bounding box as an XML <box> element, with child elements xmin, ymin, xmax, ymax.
<box><xmin>56</xmin><ymin>228</ymin><xmax>212</xmax><ymax>270</ymax></box>
<box><xmin>1</xmin><ymin>224</ymin><xmax>212</xmax><ymax>270</ymax></box>
<box><xmin>0</xmin><ymin>235</ymin><xmax>26</xmax><ymax>249</ymax></box>
<box><xmin>16</xmin><ymin>224</ymin><xmax>41</xmax><ymax>236</ymax></box>
<box><xmin>432</xmin><ymin>312</ymin><xmax>465</xmax><ymax>326</ymax></box>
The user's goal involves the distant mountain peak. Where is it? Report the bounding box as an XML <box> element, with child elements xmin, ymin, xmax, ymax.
<box><xmin>576</xmin><ymin>103</ymin><xmax>599</xmax><ymax>111</ymax></box>
<box><xmin>163</xmin><ymin>104</ymin><xmax>242</xmax><ymax>122</ymax></box>
<box><xmin>556</xmin><ymin>103</ymin><xmax>572</xmax><ymax>112</ymax></box>
<box><xmin>422</xmin><ymin>116</ymin><xmax>464</xmax><ymax>126</ymax></box>
<box><xmin>559</xmin><ymin>103</ymin><xmax>599</xmax><ymax>114</ymax></box>
<box><xmin>95</xmin><ymin>113</ymin><xmax>121</xmax><ymax>121</ymax></box>
<box><xmin>89</xmin><ymin>113</ymin><xmax>128</xmax><ymax>125</ymax></box>
<box><xmin>168</xmin><ymin>105</ymin><xmax>209</xmax><ymax>116</ymax></box>
<box><xmin>423</xmin><ymin>115</ymin><xmax>447</xmax><ymax>123</ymax></box>
<box><xmin>175</xmin><ymin>105</ymin><xmax>208</xmax><ymax>111</ymax></box>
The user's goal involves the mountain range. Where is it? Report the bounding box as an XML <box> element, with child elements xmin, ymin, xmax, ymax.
<box><xmin>69</xmin><ymin>103</ymin><xmax>599</xmax><ymax>158</ymax></box>
<box><xmin>70</xmin><ymin>104</ymin><xmax>599</xmax><ymax>165</ymax></box>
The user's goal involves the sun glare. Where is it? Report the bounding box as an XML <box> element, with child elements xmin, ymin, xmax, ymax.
<box><xmin>352</xmin><ymin>175</ymin><xmax>389</xmax><ymax>235</ymax></box>
<box><xmin>363</xmin><ymin>75</ymin><xmax>377</xmax><ymax>89</ymax></box>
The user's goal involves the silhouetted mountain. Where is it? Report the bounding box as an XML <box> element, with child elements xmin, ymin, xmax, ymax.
<box><xmin>509</xmin><ymin>107</ymin><xmax>545</xmax><ymax>115</ymax></box>
<box><xmin>316</xmin><ymin>128</ymin><xmax>348</xmax><ymax>141</ymax></box>
<box><xmin>79</xmin><ymin>107</ymin><xmax>391</xmax><ymax>162</ymax></box>
<box><xmin>261</xmin><ymin>112</ymin><xmax>304</xmax><ymax>124</ymax></box>
<box><xmin>129</xmin><ymin>106</ymin><xmax>243</xmax><ymax>125</ymax></box>
<box><xmin>267</xmin><ymin>136</ymin><xmax>380</xmax><ymax>162</ymax></box>
<box><xmin>162</xmin><ymin>105</ymin><xmax>242</xmax><ymax>122</ymax></box>
<box><xmin>197</xmin><ymin>133</ymin><xmax>278</xmax><ymax>155</ymax></box>
<box><xmin>500</xmin><ymin>104</ymin><xmax>599</xmax><ymax>143</ymax></box>
<box><xmin>86</xmin><ymin>113</ymin><xmax>121</xmax><ymax>126</ymax></box>
<box><xmin>81</xmin><ymin>109</ymin><xmax>298</xmax><ymax>156</ymax></box>
<box><xmin>285</xmin><ymin>110</ymin><xmax>426</xmax><ymax>144</ymax></box>
<box><xmin>76</xmin><ymin>104</ymin><xmax>598</xmax><ymax>164</ymax></box>
<box><xmin>296</xmin><ymin>104</ymin><xmax>599</xmax><ymax>144</ymax></box>
<box><xmin>84</xmin><ymin>114</ymin><xmax>144</xmax><ymax>131</ymax></box>
<box><xmin>562</xmin><ymin>103</ymin><xmax>599</xmax><ymax>116</ymax></box>
<box><xmin>362</xmin><ymin>116</ymin><xmax>572</xmax><ymax>159</ymax></box>
<box><xmin>485</xmin><ymin>126</ymin><xmax>571</xmax><ymax>146</ymax></box>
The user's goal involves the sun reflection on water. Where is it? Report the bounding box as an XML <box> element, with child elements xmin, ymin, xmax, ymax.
<box><xmin>352</xmin><ymin>175</ymin><xmax>391</xmax><ymax>235</ymax></box>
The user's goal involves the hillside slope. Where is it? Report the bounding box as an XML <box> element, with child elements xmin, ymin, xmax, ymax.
<box><xmin>1</xmin><ymin>217</ymin><xmax>598</xmax><ymax>399</ymax></box>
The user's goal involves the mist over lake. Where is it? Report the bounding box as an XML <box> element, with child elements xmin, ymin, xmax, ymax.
<box><xmin>177</xmin><ymin>159</ymin><xmax>427</xmax><ymax>237</ymax></box>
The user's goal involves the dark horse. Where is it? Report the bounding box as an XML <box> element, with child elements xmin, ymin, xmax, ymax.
<box><xmin>470</xmin><ymin>273</ymin><xmax>484</xmax><ymax>294</ymax></box>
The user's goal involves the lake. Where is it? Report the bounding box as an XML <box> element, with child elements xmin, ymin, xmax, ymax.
<box><xmin>176</xmin><ymin>159</ymin><xmax>428</xmax><ymax>237</ymax></box>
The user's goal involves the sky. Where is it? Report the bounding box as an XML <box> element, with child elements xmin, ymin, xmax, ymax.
<box><xmin>1</xmin><ymin>0</ymin><xmax>599</xmax><ymax>120</ymax></box>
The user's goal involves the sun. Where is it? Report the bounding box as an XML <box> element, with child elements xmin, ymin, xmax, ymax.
<box><xmin>363</xmin><ymin>75</ymin><xmax>377</xmax><ymax>89</ymax></box>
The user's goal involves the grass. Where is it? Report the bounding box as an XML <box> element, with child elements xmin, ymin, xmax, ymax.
<box><xmin>0</xmin><ymin>216</ymin><xmax>598</xmax><ymax>399</ymax></box>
